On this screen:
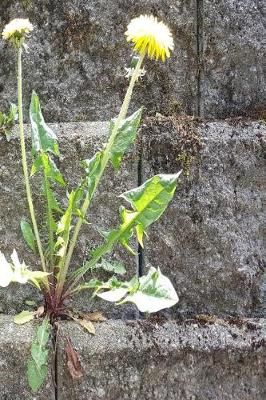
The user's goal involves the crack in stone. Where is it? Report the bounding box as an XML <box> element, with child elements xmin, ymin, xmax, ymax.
<box><xmin>196</xmin><ymin>0</ymin><xmax>204</xmax><ymax>117</ymax></box>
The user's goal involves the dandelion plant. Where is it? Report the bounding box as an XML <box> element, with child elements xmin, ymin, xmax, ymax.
<box><xmin>0</xmin><ymin>14</ymin><xmax>181</xmax><ymax>391</ymax></box>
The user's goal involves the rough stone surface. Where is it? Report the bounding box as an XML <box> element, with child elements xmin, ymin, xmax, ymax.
<box><xmin>141</xmin><ymin>117</ymin><xmax>266</xmax><ymax>317</ymax></box>
<box><xmin>201</xmin><ymin>0</ymin><xmax>266</xmax><ymax>118</ymax></box>
<box><xmin>0</xmin><ymin>119</ymin><xmax>265</xmax><ymax>318</ymax></box>
<box><xmin>0</xmin><ymin>0</ymin><xmax>197</xmax><ymax>122</ymax></box>
<box><xmin>0</xmin><ymin>122</ymin><xmax>138</xmax><ymax>317</ymax></box>
<box><xmin>0</xmin><ymin>315</ymin><xmax>54</xmax><ymax>400</ymax></box>
<box><xmin>57</xmin><ymin>318</ymin><xmax>266</xmax><ymax>400</ymax></box>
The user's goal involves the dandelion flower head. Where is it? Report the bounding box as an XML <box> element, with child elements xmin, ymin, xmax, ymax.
<box><xmin>125</xmin><ymin>15</ymin><xmax>174</xmax><ymax>62</ymax></box>
<box><xmin>2</xmin><ymin>18</ymin><xmax>33</xmax><ymax>42</ymax></box>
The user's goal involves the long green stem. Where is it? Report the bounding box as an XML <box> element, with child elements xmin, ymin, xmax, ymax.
<box><xmin>17</xmin><ymin>47</ymin><xmax>47</xmax><ymax>274</ymax></box>
<box><xmin>56</xmin><ymin>54</ymin><xmax>145</xmax><ymax>300</ymax></box>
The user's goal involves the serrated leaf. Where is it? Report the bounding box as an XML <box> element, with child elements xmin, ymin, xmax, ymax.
<box><xmin>97</xmin><ymin>267</ymin><xmax>179</xmax><ymax>313</ymax></box>
<box><xmin>82</xmin><ymin>151</ymin><xmax>103</xmax><ymax>199</ymax></box>
<box><xmin>14</xmin><ymin>310</ymin><xmax>35</xmax><ymax>325</ymax></box>
<box><xmin>109</xmin><ymin>108</ymin><xmax>142</xmax><ymax>169</ymax></box>
<box><xmin>27</xmin><ymin>360</ymin><xmax>48</xmax><ymax>393</ymax></box>
<box><xmin>32</xmin><ymin>153</ymin><xmax>65</xmax><ymax>186</ymax></box>
<box><xmin>71</xmin><ymin>172</ymin><xmax>181</xmax><ymax>285</ymax></box>
<box><xmin>95</xmin><ymin>259</ymin><xmax>126</xmax><ymax>275</ymax></box>
<box><xmin>20</xmin><ymin>220</ymin><xmax>37</xmax><ymax>252</ymax></box>
<box><xmin>30</xmin><ymin>91</ymin><xmax>59</xmax><ymax>155</ymax></box>
<box><xmin>27</xmin><ymin>318</ymin><xmax>50</xmax><ymax>393</ymax></box>
<box><xmin>55</xmin><ymin>190</ymin><xmax>76</xmax><ymax>260</ymax></box>
<box><xmin>123</xmin><ymin>267</ymin><xmax>179</xmax><ymax>313</ymax></box>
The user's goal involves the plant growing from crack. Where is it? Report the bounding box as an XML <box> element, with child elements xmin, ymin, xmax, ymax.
<box><xmin>1</xmin><ymin>15</ymin><xmax>180</xmax><ymax>392</ymax></box>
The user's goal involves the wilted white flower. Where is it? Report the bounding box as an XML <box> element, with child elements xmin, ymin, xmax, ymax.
<box><xmin>2</xmin><ymin>18</ymin><xmax>33</xmax><ymax>46</ymax></box>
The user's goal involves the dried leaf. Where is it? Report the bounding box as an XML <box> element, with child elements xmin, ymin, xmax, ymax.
<box><xmin>65</xmin><ymin>337</ymin><xmax>84</xmax><ymax>380</ymax></box>
<box><xmin>14</xmin><ymin>310</ymin><xmax>35</xmax><ymax>325</ymax></box>
<box><xmin>85</xmin><ymin>311</ymin><xmax>107</xmax><ymax>322</ymax></box>
<box><xmin>36</xmin><ymin>305</ymin><xmax>45</xmax><ymax>318</ymax></box>
<box><xmin>74</xmin><ymin>317</ymin><xmax>95</xmax><ymax>335</ymax></box>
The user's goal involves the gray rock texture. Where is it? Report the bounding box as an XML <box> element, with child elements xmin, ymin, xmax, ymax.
<box><xmin>0</xmin><ymin>0</ymin><xmax>197</xmax><ymax>122</ymax></box>
<box><xmin>0</xmin><ymin>119</ymin><xmax>265</xmax><ymax>318</ymax></box>
<box><xmin>57</xmin><ymin>318</ymin><xmax>266</xmax><ymax>400</ymax></box>
<box><xmin>141</xmin><ymin>117</ymin><xmax>266</xmax><ymax>317</ymax></box>
<box><xmin>0</xmin><ymin>1</ymin><xmax>265</xmax><ymax>121</ymax></box>
<box><xmin>201</xmin><ymin>0</ymin><xmax>266</xmax><ymax>118</ymax></box>
<box><xmin>0</xmin><ymin>315</ymin><xmax>55</xmax><ymax>400</ymax></box>
<box><xmin>0</xmin><ymin>122</ymin><xmax>138</xmax><ymax>317</ymax></box>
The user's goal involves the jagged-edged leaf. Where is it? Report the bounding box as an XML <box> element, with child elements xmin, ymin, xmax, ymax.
<box><xmin>30</xmin><ymin>91</ymin><xmax>59</xmax><ymax>155</ymax></box>
<box><xmin>71</xmin><ymin>173</ymin><xmax>181</xmax><ymax>283</ymax></box>
<box><xmin>119</xmin><ymin>172</ymin><xmax>182</xmax><ymax>249</ymax></box>
<box><xmin>93</xmin><ymin>259</ymin><xmax>126</xmax><ymax>275</ymax></box>
<box><xmin>82</xmin><ymin>151</ymin><xmax>103</xmax><ymax>199</ymax></box>
<box><xmin>27</xmin><ymin>318</ymin><xmax>50</xmax><ymax>393</ymax></box>
<box><xmin>74</xmin><ymin>276</ymin><xmax>124</xmax><ymax>294</ymax></box>
<box><xmin>0</xmin><ymin>103</ymin><xmax>18</xmax><ymax>141</ymax></box>
<box><xmin>31</xmin><ymin>153</ymin><xmax>65</xmax><ymax>186</ymax></box>
<box><xmin>14</xmin><ymin>310</ymin><xmax>35</xmax><ymax>325</ymax></box>
<box><xmin>109</xmin><ymin>108</ymin><xmax>142</xmax><ymax>169</ymax></box>
<box><xmin>55</xmin><ymin>189</ymin><xmax>81</xmax><ymax>261</ymax></box>
<box><xmin>97</xmin><ymin>267</ymin><xmax>179</xmax><ymax>313</ymax></box>
<box><xmin>7</xmin><ymin>103</ymin><xmax>18</xmax><ymax>124</ymax></box>
<box><xmin>122</xmin><ymin>267</ymin><xmax>179</xmax><ymax>313</ymax></box>
<box><xmin>20</xmin><ymin>220</ymin><xmax>36</xmax><ymax>252</ymax></box>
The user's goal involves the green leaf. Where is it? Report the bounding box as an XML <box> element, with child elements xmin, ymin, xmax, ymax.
<box><xmin>93</xmin><ymin>259</ymin><xmax>126</xmax><ymax>275</ymax></box>
<box><xmin>31</xmin><ymin>343</ymin><xmax>48</xmax><ymax>368</ymax></box>
<box><xmin>71</xmin><ymin>172</ymin><xmax>181</xmax><ymax>283</ymax></box>
<box><xmin>30</xmin><ymin>91</ymin><xmax>59</xmax><ymax>156</ymax></box>
<box><xmin>31</xmin><ymin>153</ymin><xmax>65</xmax><ymax>186</ymax></box>
<box><xmin>0</xmin><ymin>103</ymin><xmax>18</xmax><ymax>141</ymax></box>
<box><xmin>119</xmin><ymin>172</ymin><xmax>182</xmax><ymax>249</ymax></box>
<box><xmin>14</xmin><ymin>310</ymin><xmax>35</xmax><ymax>325</ymax></box>
<box><xmin>55</xmin><ymin>189</ymin><xmax>80</xmax><ymax>261</ymax></box>
<box><xmin>7</xmin><ymin>103</ymin><xmax>18</xmax><ymax>124</ymax></box>
<box><xmin>109</xmin><ymin>108</ymin><xmax>142</xmax><ymax>169</ymax></box>
<box><xmin>20</xmin><ymin>220</ymin><xmax>37</xmax><ymax>252</ymax></box>
<box><xmin>82</xmin><ymin>151</ymin><xmax>103</xmax><ymax>199</ymax></box>
<box><xmin>97</xmin><ymin>267</ymin><xmax>179</xmax><ymax>313</ymax></box>
<box><xmin>123</xmin><ymin>267</ymin><xmax>179</xmax><ymax>313</ymax></box>
<box><xmin>27</xmin><ymin>360</ymin><xmax>48</xmax><ymax>393</ymax></box>
<box><xmin>27</xmin><ymin>318</ymin><xmax>50</xmax><ymax>393</ymax></box>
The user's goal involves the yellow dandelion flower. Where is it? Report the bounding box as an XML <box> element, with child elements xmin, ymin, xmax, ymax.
<box><xmin>2</xmin><ymin>18</ymin><xmax>33</xmax><ymax>41</ymax></box>
<box><xmin>125</xmin><ymin>15</ymin><xmax>174</xmax><ymax>62</ymax></box>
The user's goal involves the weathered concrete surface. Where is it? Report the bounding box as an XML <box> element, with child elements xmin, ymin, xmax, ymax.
<box><xmin>0</xmin><ymin>122</ymin><xmax>138</xmax><ymax>317</ymax></box>
<box><xmin>141</xmin><ymin>117</ymin><xmax>266</xmax><ymax>317</ymax></box>
<box><xmin>0</xmin><ymin>119</ymin><xmax>265</xmax><ymax>318</ymax></box>
<box><xmin>0</xmin><ymin>0</ymin><xmax>197</xmax><ymax>122</ymax></box>
<box><xmin>201</xmin><ymin>0</ymin><xmax>266</xmax><ymax>118</ymax></box>
<box><xmin>0</xmin><ymin>315</ymin><xmax>55</xmax><ymax>400</ymax></box>
<box><xmin>57</xmin><ymin>318</ymin><xmax>266</xmax><ymax>400</ymax></box>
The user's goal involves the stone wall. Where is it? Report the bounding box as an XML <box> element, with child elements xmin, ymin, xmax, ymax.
<box><xmin>0</xmin><ymin>119</ymin><xmax>265</xmax><ymax>318</ymax></box>
<box><xmin>0</xmin><ymin>0</ymin><xmax>265</xmax><ymax>121</ymax></box>
<box><xmin>1</xmin><ymin>316</ymin><xmax>266</xmax><ymax>400</ymax></box>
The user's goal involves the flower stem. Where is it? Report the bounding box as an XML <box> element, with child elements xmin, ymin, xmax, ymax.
<box><xmin>55</xmin><ymin>54</ymin><xmax>145</xmax><ymax>300</ymax></box>
<box><xmin>17</xmin><ymin>47</ymin><xmax>47</xmax><ymax>274</ymax></box>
